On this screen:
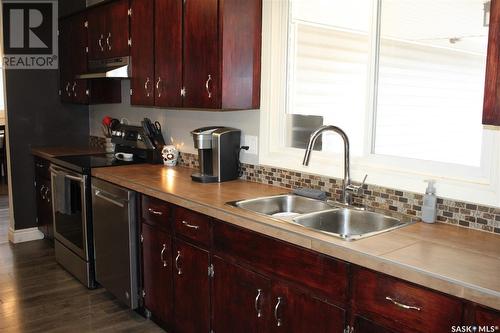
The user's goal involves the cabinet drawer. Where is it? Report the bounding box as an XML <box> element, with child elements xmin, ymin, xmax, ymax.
<box><xmin>213</xmin><ymin>221</ymin><xmax>348</xmax><ymax>304</ymax></box>
<box><xmin>352</xmin><ymin>267</ymin><xmax>463</xmax><ymax>333</ymax></box>
<box><xmin>174</xmin><ymin>207</ymin><xmax>211</xmax><ymax>247</ymax></box>
<box><xmin>141</xmin><ymin>195</ymin><xmax>171</xmax><ymax>230</ymax></box>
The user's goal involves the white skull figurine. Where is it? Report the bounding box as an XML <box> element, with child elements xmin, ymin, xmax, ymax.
<box><xmin>162</xmin><ymin>145</ymin><xmax>179</xmax><ymax>167</ymax></box>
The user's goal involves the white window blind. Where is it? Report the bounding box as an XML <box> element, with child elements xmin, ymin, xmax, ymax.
<box><xmin>287</xmin><ymin>0</ymin><xmax>372</xmax><ymax>155</ymax></box>
<box><xmin>374</xmin><ymin>0</ymin><xmax>487</xmax><ymax>167</ymax></box>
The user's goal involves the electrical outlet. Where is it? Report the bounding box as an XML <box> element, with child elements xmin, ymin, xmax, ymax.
<box><xmin>243</xmin><ymin>135</ymin><xmax>258</xmax><ymax>155</ymax></box>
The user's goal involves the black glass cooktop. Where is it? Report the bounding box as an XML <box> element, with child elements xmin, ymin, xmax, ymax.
<box><xmin>50</xmin><ymin>153</ymin><xmax>144</xmax><ymax>174</ymax></box>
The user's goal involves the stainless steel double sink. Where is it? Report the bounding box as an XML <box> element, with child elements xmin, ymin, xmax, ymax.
<box><xmin>228</xmin><ymin>194</ymin><xmax>412</xmax><ymax>241</ymax></box>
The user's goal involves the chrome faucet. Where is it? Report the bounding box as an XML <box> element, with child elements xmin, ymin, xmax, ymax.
<box><xmin>302</xmin><ymin>125</ymin><xmax>367</xmax><ymax>205</ymax></box>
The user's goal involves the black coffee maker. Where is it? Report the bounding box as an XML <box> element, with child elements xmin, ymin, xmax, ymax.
<box><xmin>191</xmin><ymin>126</ymin><xmax>241</xmax><ymax>183</ymax></box>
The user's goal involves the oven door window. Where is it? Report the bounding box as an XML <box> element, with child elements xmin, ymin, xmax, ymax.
<box><xmin>52</xmin><ymin>171</ymin><xmax>87</xmax><ymax>258</ymax></box>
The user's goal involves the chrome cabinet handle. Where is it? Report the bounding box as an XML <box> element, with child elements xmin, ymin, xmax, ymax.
<box><xmin>205</xmin><ymin>74</ymin><xmax>212</xmax><ymax>98</ymax></box>
<box><xmin>156</xmin><ymin>77</ymin><xmax>162</xmax><ymax>97</ymax></box>
<box><xmin>43</xmin><ymin>187</ymin><xmax>50</xmax><ymax>203</ymax></box>
<box><xmin>148</xmin><ymin>207</ymin><xmax>163</xmax><ymax>216</ymax></box>
<box><xmin>160</xmin><ymin>244</ymin><xmax>167</xmax><ymax>267</ymax></box>
<box><xmin>181</xmin><ymin>220</ymin><xmax>199</xmax><ymax>230</ymax></box>
<box><xmin>274</xmin><ymin>297</ymin><xmax>283</xmax><ymax>327</ymax></box>
<box><xmin>385</xmin><ymin>296</ymin><xmax>421</xmax><ymax>311</ymax></box>
<box><xmin>40</xmin><ymin>185</ymin><xmax>46</xmax><ymax>200</ymax></box>
<box><xmin>144</xmin><ymin>77</ymin><xmax>152</xmax><ymax>97</ymax></box>
<box><xmin>175</xmin><ymin>250</ymin><xmax>182</xmax><ymax>275</ymax></box>
<box><xmin>106</xmin><ymin>32</ymin><xmax>112</xmax><ymax>51</ymax></box>
<box><xmin>65</xmin><ymin>82</ymin><xmax>71</xmax><ymax>97</ymax></box>
<box><xmin>72</xmin><ymin>82</ymin><xmax>77</xmax><ymax>97</ymax></box>
<box><xmin>254</xmin><ymin>289</ymin><xmax>263</xmax><ymax>318</ymax></box>
<box><xmin>98</xmin><ymin>34</ymin><xmax>104</xmax><ymax>51</ymax></box>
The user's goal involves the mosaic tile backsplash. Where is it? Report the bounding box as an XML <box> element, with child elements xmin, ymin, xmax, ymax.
<box><xmin>177</xmin><ymin>151</ymin><xmax>500</xmax><ymax>235</ymax></box>
<box><xmin>89</xmin><ymin>137</ymin><xmax>500</xmax><ymax>235</ymax></box>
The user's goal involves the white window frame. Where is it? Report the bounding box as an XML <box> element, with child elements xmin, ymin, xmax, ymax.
<box><xmin>259</xmin><ymin>0</ymin><xmax>500</xmax><ymax>207</ymax></box>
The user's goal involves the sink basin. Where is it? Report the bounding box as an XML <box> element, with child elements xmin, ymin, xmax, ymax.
<box><xmin>292</xmin><ymin>208</ymin><xmax>409</xmax><ymax>241</ymax></box>
<box><xmin>230</xmin><ymin>194</ymin><xmax>332</xmax><ymax>219</ymax></box>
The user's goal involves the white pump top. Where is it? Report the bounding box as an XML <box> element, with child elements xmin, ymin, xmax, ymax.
<box><xmin>424</xmin><ymin>180</ymin><xmax>436</xmax><ymax>194</ymax></box>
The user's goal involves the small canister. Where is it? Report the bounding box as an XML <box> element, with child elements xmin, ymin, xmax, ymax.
<box><xmin>162</xmin><ymin>145</ymin><xmax>179</xmax><ymax>167</ymax></box>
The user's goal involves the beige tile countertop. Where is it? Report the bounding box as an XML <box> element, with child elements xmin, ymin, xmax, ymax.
<box><xmin>92</xmin><ymin>164</ymin><xmax>500</xmax><ymax>310</ymax></box>
<box><xmin>31</xmin><ymin>146</ymin><xmax>105</xmax><ymax>159</ymax></box>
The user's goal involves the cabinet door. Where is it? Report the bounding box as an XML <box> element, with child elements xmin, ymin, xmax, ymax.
<box><xmin>183</xmin><ymin>0</ymin><xmax>219</xmax><ymax>108</ymax></box>
<box><xmin>36</xmin><ymin>177</ymin><xmax>53</xmax><ymax>239</ymax></box>
<box><xmin>70</xmin><ymin>13</ymin><xmax>89</xmax><ymax>104</ymax></box>
<box><xmin>173</xmin><ymin>239</ymin><xmax>210</xmax><ymax>333</ymax></box>
<box><xmin>270</xmin><ymin>283</ymin><xmax>345</xmax><ymax>333</ymax></box>
<box><xmin>58</xmin><ymin>18</ymin><xmax>73</xmax><ymax>103</ymax></box>
<box><xmin>155</xmin><ymin>0</ymin><xmax>182</xmax><ymax>107</ymax></box>
<box><xmin>352</xmin><ymin>315</ymin><xmax>401</xmax><ymax>333</ymax></box>
<box><xmin>483</xmin><ymin>0</ymin><xmax>500</xmax><ymax>125</ymax></box>
<box><xmin>104</xmin><ymin>0</ymin><xmax>130</xmax><ymax>58</ymax></box>
<box><xmin>130</xmin><ymin>0</ymin><xmax>154</xmax><ymax>106</ymax></box>
<box><xmin>212</xmin><ymin>256</ymin><xmax>271</xmax><ymax>333</ymax></box>
<box><xmin>142</xmin><ymin>223</ymin><xmax>173</xmax><ymax>328</ymax></box>
<box><xmin>87</xmin><ymin>7</ymin><xmax>107</xmax><ymax>60</ymax></box>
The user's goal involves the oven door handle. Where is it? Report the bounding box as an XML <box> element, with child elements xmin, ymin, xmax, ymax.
<box><xmin>94</xmin><ymin>189</ymin><xmax>125</xmax><ymax>208</ymax></box>
<box><xmin>50</xmin><ymin>165</ymin><xmax>85</xmax><ymax>182</ymax></box>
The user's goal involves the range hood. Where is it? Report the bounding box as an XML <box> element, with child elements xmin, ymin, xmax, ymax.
<box><xmin>76</xmin><ymin>56</ymin><xmax>131</xmax><ymax>79</ymax></box>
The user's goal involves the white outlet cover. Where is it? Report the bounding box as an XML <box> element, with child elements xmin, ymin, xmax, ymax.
<box><xmin>243</xmin><ymin>135</ymin><xmax>258</xmax><ymax>155</ymax></box>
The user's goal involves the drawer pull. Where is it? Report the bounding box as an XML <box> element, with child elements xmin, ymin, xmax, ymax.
<box><xmin>254</xmin><ymin>289</ymin><xmax>262</xmax><ymax>318</ymax></box>
<box><xmin>175</xmin><ymin>250</ymin><xmax>182</xmax><ymax>275</ymax></box>
<box><xmin>148</xmin><ymin>208</ymin><xmax>163</xmax><ymax>216</ymax></box>
<box><xmin>182</xmin><ymin>220</ymin><xmax>200</xmax><ymax>230</ymax></box>
<box><xmin>160</xmin><ymin>244</ymin><xmax>167</xmax><ymax>267</ymax></box>
<box><xmin>385</xmin><ymin>296</ymin><xmax>421</xmax><ymax>311</ymax></box>
<box><xmin>274</xmin><ymin>297</ymin><xmax>283</xmax><ymax>327</ymax></box>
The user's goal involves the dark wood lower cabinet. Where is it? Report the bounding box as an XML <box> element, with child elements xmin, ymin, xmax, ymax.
<box><xmin>173</xmin><ymin>239</ymin><xmax>210</xmax><ymax>333</ymax></box>
<box><xmin>138</xmin><ymin>195</ymin><xmax>500</xmax><ymax>333</ymax></box>
<box><xmin>352</xmin><ymin>315</ymin><xmax>402</xmax><ymax>333</ymax></box>
<box><xmin>271</xmin><ymin>282</ymin><xmax>345</xmax><ymax>333</ymax></box>
<box><xmin>34</xmin><ymin>158</ymin><xmax>53</xmax><ymax>240</ymax></box>
<box><xmin>141</xmin><ymin>223</ymin><xmax>173</xmax><ymax>328</ymax></box>
<box><xmin>212</xmin><ymin>256</ymin><xmax>271</xmax><ymax>333</ymax></box>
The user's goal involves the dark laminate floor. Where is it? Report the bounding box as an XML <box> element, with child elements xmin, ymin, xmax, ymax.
<box><xmin>0</xmin><ymin>193</ymin><xmax>9</xmax><ymax>244</ymax></box>
<box><xmin>0</xmin><ymin>240</ymin><xmax>165</xmax><ymax>333</ymax></box>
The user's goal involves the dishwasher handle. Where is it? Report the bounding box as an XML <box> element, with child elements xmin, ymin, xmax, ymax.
<box><xmin>94</xmin><ymin>189</ymin><xmax>126</xmax><ymax>208</ymax></box>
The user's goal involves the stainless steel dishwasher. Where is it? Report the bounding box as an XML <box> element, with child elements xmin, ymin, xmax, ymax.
<box><xmin>91</xmin><ymin>178</ymin><xmax>138</xmax><ymax>309</ymax></box>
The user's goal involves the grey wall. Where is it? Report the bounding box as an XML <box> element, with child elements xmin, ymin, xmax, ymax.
<box><xmin>89</xmin><ymin>81</ymin><xmax>261</xmax><ymax>164</ymax></box>
<box><xmin>5</xmin><ymin>0</ymin><xmax>89</xmax><ymax>230</ymax></box>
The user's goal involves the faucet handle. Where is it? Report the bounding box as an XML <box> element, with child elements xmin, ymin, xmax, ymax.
<box><xmin>346</xmin><ymin>174</ymin><xmax>368</xmax><ymax>196</ymax></box>
<box><xmin>360</xmin><ymin>174</ymin><xmax>368</xmax><ymax>189</ymax></box>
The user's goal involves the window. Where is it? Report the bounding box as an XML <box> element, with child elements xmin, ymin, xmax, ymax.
<box><xmin>260</xmin><ymin>0</ymin><xmax>500</xmax><ymax>206</ymax></box>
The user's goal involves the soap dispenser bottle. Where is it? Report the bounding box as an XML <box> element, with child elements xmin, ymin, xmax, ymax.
<box><xmin>422</xmin><ymin>180</ymin><xmax>437</xmax><ymax>223</ymax></box>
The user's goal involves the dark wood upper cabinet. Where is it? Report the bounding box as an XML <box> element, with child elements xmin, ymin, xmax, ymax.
<box><xmin>483</xmin><ymin>0</ymin><xmax>500</xmax><ymax>125</ymax></box>
<box><xmin>59</xmin><ymin>13</ymin><xmax>89</xmax><ymax>104</ymax></box>
<box><xmin>87</xmin><ymin>0</ymin><xmax>130</xmax><ymax>60</ymax></box>
<box><xmin>59</xmin><ymin>10</ymin><xmax>121</xmax><ymax>104</ymax></box>
<box><xmin>182</xmin><ymin>0</ymin><xmax>220</xmax><ymax>109</ymax></box>
<box><xmin>183</xmin><ymin>0</ymin><xmax>262</xmax><ymax>110</ymax></box>
<box><xmin>154</xmin><ymin>0</ymin><xmax>183</xmax><ymax>107</ymax></box>
<box><xmin>131</xmin><ymin>0</ymin><xmax>182</xmax><ymax>107</ymax></box>
<box><xmin>130</xmin><ymin>0</ymin><xmax>155</xmax><ymax>106</ymax></box>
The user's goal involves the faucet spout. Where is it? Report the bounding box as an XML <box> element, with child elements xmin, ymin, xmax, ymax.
<box><xmin>302</xmin><ymin>125</ymin><xmax>352</xmax><ymax>204</ymax></box>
